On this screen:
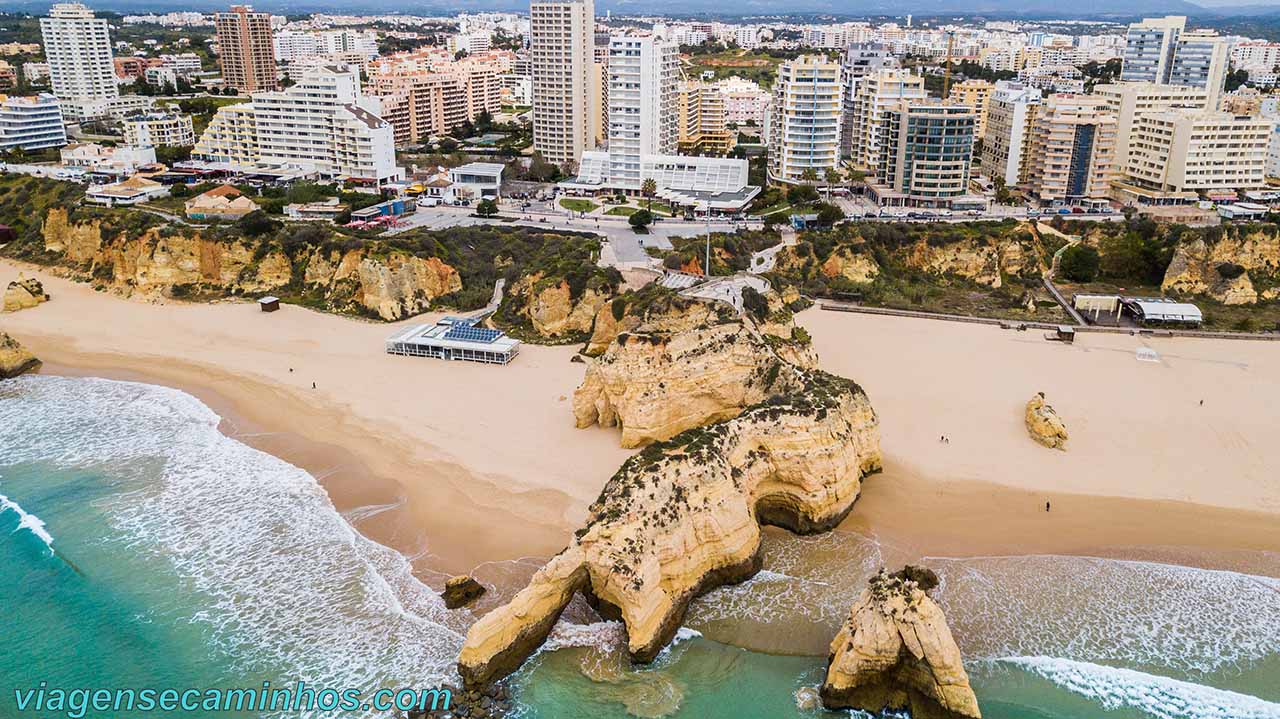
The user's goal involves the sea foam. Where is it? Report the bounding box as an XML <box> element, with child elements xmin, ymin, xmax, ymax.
<box><xmin>0</xmin><ymin>491</ymin><xmax>55</xmax><ymax>554</ymax></box>
<box><xmin>1001</xmin><ymin>656</ymin><xmax>1280</xmax><ymax>719</ymax></box>
<box><xmin>0</xmin><ymin>376</ymin><xmax>472</xmax><ymax>717</ymax></box>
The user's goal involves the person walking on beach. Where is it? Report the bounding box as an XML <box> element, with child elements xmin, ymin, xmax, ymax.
<box><xmin>312</xmin><ymin>382</ymin><xmax>316</xmax><ymax>389</ymax></box>
<box><xmin>1045</xmin><ymin>501</ymin><xmax>1051</xmax><ymax>513</ymax></box>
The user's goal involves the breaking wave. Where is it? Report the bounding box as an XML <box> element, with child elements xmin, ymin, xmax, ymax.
<box><xmin>0</xmin><ymin>490</ymin><xmax>55</xmax><ymax>554</ymax></box>
<box><xmin>1001</xmin><ymin>656</ymin><xmax>1280</xmax><ymax>719</ymax></box>
<box><xmin>0</xmin><ymin>376</ymin><xmax>472</xmax><ymax>717</ymax></box>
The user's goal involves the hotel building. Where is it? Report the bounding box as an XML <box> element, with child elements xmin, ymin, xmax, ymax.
<box><xmin>1022</xmin><ymin>94</ymin><xmax>1118</xmax><ymax>206</ymax></box>
<box><xmin>39</xmin><ymin>3</ymin><xmax>118</xmax><ymax>120</ymax></box>
<box><xmin>870</xmin><ymin>100</ymin><xmax>979</xmax><ymax>208</ymax></box>
<box><xmin>0</xmin><ymin>93</ymin><xmax>68</xmax><ymax>151</ymax></box>
<box><xmin>1118</xmin><ymin>111</ymin><xmax>1273</xmax><ymax>204</ymax></box>
<box><xmin>980</xmin><ymin>81</ymin><xmax>1041</xmax><ymax>187</ymax></box>
<box><xmin>846</xmin><ymin>67</ymin><xmax>926</xmax><ymax>174</ymax></box>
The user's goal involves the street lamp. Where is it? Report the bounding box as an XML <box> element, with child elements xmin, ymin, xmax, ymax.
<box><xmin>699</xmin><ymin>201</ymin><xmax>711</xmax><ymax>278</ymax></box>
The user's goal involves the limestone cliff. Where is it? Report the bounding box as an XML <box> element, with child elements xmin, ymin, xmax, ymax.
<box><xmin>502</xmin><ymin>272</ymin><xmax>612</xmax><ymax>340</ymax></box>
<box><xmin>574</xmin><ymin>311</ymin><xmax>818</xmax><ymax>448</ymax></box>
<box><xmin>903</xmin><ymin>235</ymin><xmax>1037</xmax><ymax>289</ymax></box>
<box><xmin>34</xmin><ymin>209</ymin><xmax>462</xmax><ymax>320</ymax></box>
<box><xmin>458</xmin><ymin>369</ymin><xmax>882</xmax><ymax>687</ymax></box>
<box><xmin>3</xmin><ymin>275</ymin><xmax>50</xmax><ymax>313</ymax></box>
<box><xmin>583</xmin><ymin>288</ymin><xmax>729</xmax><ymax>357</ymax></box>
<box><xmin>821</xmin><ymin>567</ymin><xmax>981</xmax><ymax>719</ymax></box>
<box><xmin>820</xmin><ymin>246</ymin><xmax>880</xmax><ymax>284</ymax></box>
<box><xmin>303</xmin><ymin>246</ymin><xmax>460</xmax><ymax>320</ymax></box>
<box><xmin>1025</xmin><ymin>392</ymin><xmax>1068</xmax><ymax>450</ymax></box>
<box><xmin>0</xmin><ymin>332</ymin><xmax>40</xmax><ymax>379</ymax></box>
<box><xmin>1161</xmin><ymin>228</ymin><xmax>1280</xmax><ymax>305</ymax></box>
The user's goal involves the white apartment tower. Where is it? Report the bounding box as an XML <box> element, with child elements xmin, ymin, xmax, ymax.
<box><xmin>980</xmin><ymin>81</ymin><xmax>1042</xmax><ymax>187</ymax></box>
<box><xmin>1120</xmin><ymin>16</ymin><xmax>1229</xmax><ymax>107</ymax></box>
<box><xmin>768</xmin><ymin>55</ymin><xmax>844</xmax><ymax>183</ymax></box>
<box><xmin>847</xmin><ymin>67</ymin><xmax>926</xmax><ymax>173</ymax></box>
<box><xmin>530</xmin><ymin>0</ymin><xmax>597</xmax><ymax>167</ymax></box>
<box><xmin>39</xmin><ymin>4</ymin><xmax>118</xmax><ymax>110</ymax></box>
<box><xmin>1120</xmin><ymin>16</ymin><xmax>1185</xmax><ymax>84</ymax></box>
<box><xmin>605</xmin><ymin>35</ymin><xmax>678</xmax><ymax>189</ymax></box>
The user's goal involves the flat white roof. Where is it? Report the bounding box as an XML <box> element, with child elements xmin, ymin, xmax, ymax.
<box><xmin>1127</xmin><ymin>298</ymin><xmax>1203</xmax><ymax>321</ymax></box>
<box><xmin>387</xmin><ymin>320</ymin><xmax>521</xmax><ymax>353</ymax></box>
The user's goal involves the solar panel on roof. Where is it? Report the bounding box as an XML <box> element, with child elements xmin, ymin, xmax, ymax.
<box><xmin>444</xmin><ymin>325</ymin><xmax>503</xmax><ymax>343</ymax></box>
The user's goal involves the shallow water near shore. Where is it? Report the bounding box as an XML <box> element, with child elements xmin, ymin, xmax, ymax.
<box><xmin>3</xmin><ymin>375</ymin><xmax>1278</xmax><ymax>719</ymax></box>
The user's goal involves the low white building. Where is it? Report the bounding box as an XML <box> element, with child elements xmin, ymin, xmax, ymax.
<box><xmin>448</xmin><ymin>161</ymin><xmax>504</xmax><ymax>199</ymax></box>
<box><xmin>0</xmin><ymin>93</ymin><xmax>68</xmax><ymax>151</ymax></box>
<box><xmin>123</xmin><ymin>111</ymin><xmax>195</xmax><ymax>147</ymax></box>
<box><xmin>564</xmin><ymin>152</ymin><xmax>759</xmax><ymax>212</ymax></box>
<box><xmin>85</xmin><ymin>175</ymin><xmax>169</xmax><ymax>206</ymax></box>
<box><xmin>60</xmin><ymin>142</ymin><xmax>157</xmax><ymax>174</ymax></box>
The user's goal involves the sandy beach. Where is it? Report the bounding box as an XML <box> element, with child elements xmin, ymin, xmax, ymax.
<box><xmin>4</xmin><ymin>260</ymin><xmax>1279</xmax><ymax>583</ymax></box>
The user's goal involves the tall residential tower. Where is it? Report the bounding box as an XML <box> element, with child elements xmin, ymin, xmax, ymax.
<box><xmin>530</xmin><ymin>0</ymin><xmax>597</xmax><ymax>167</ymax></box>
<box><xmin>215</xmin><ymin>6</ymin><xmax>278</xmax><ymax>94</ymax></box>
<box><xmin>39</xmin><ymin>3</ymin><xmax>118</xmax><ymax>118</ymax></box>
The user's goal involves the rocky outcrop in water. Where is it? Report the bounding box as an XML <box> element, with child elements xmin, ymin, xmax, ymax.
<box><xmin>0</xmin><ymin>332</ymin><xmax>40</xmax><ymax>379</ymax></box>
<box><xmin>1025</xmin><ymin>392</ymin><xmax>1068</xmax><ymax>450</ymax></box>
<box><xmin>821</xmin><ymin>566</ymin><xmax>981</xmax><ymax>719</ymax></box>
<box><xmin>3</xmin><ymin>275</ymin><xmax>50</xmax><ymax>313</ymax></box>
<box><xmin>459</xmin><ymin>369</ymin><xmax>881</xmax><ymax>687</ymax></box>
<box><xmin>441</xmin><ymin>576</ymin><xmax>487</xmax><ymax>610</ymax></box>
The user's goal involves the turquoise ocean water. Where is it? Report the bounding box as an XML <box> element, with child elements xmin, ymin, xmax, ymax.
<box><xmin>2</xmin><ymin>375</ymin><xmax>1278</xmax><ymax>719</ymax></box>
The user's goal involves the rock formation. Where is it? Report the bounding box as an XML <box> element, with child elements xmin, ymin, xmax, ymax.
<box><xmin>459</xmin><ymin>368</ymin><xmax>881</xmax><ymax>687</ymax></box>
<box><xmin>502</xmin><ymin>272</ymin><xmax>613</xmax><ymax>340</ymax></box>
<box><xmin>0</xmin><ymin>332</ymin><xmax>40</xmax><ymax>379</ymax></box>
<box><xmin>3</xmin><ymin>275</ymin><xmax>50</xmax><ymax>313</ymax></box>
<box><xmin>820</xmin><ymin>246</ymin><xmax>881</xmax><ymax>284</ymax></box>
<box><xmin>583</xmin><ymin>288</ymin><xmax>728</xmax><ymax>356</ymax></box>
<box><xmin>1025</xmin><ymin>392</ymin><xmax>1068</xmax><ymax>450</ymax></box>
<box><xmin>574</xmin><ymin>309</ymin><xmax>817</xmax><ymax>448</ymax></box>
<box><xmin>35</xmin><ymin>209</ymin><xmax>462</xmax><ymax>320</ymax></box>
<box><xmin>821</xmin><ymin>566</ymin><xmax>981</xmax><ymax>719</ymax></box>
<box><xmin>441</xmin><ymin>576</ymin><xmax>487</xmax><ymax>610</ymax></box>
<box><xmin>1161</xmin><ymin>229</ymin><xmax>1280</xmax><ymax>305</ymax></box>
<box><xmin>903</xmin><ymin>234</ymin><xmax>1038</xmax><ymax>289</ymax></box>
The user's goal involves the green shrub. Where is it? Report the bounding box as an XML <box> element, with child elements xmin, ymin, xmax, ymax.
<box><xmin>1059</xmin><ymin>245</ymin><xmax>1101</xmax><ymax>282</ymax></box>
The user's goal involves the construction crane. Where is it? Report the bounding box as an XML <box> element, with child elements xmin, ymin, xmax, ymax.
<box><xmin>941</xmin><ymin>30</ymin><xmax>956</xmax><ymax>99</ymax></box>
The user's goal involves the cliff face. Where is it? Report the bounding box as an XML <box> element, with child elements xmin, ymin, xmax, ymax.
<box><xmin>303</xmin><ymin>247</ymin><xmax>460</xmax><ymax>320</ymax></box>
<box><xmin>822</xmin><ymin>567</ymin><xmax>981</xmax><ymax>719</ymax></box>
<box><xmin>3</xmin><ymin>275</ymin><xmax>50</xmax><ymax>313</ymax></box>
<box><xmin>36</xmin><ymin>209</ymin><xmax>461</xmax><ymax>320</ymax></box>
<box><xmin>584</xmin><ymin>290</ymin><xmax>728</xmax><ymax>356</ymax></box>
<box><xmin>503</xmin><ymin>273</ymin><xmax>611</xmax><ymax>340</ymax></box>
<box><xmin>574</xmin><ymin>312</ymin><xmax>817</xmax><ymax>448</ymax></box>
<box><xmin>0</xmin><ymin>332</ymin><xmax>40</xmax><ymax>379</ymax></box>
<box><xmin>820</xmin><ymin>246</ymin><xmax>880</xmax><ymax>284</ymax></box>
<box><xmin>459</xmin><ymin>370</ymin><xmax>882</xmax><ymax>687</ymax></box>
<box><xmin>904</xmin><ymin>236</ymin><xmax>1037</xmax><ymax>289</ymax></box>
<box><xmin>1162</xmin><ymin>230</ymin><xmax>1280</xmax><ymax>305</ymax></box>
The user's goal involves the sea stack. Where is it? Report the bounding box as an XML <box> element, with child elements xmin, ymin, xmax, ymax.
<box><xmin>1025</xmin><ymin>392</ymin><xmax>1068</xmax><ymax>450</ymax></box>
<box><xmin>0</xmin><ymin>332</ymin><xmax>41</xmax><ymax>379</ymax></box>
<box><xmin>821</xmin><ymin>566</ymin><xmax>981</xmax><ymax>719</ymax></box>
<box><xmin>3</xmin><ymin>274</ymin><xmax>50</xmax><ymax>313</ymax></box>
<box><xmin>458</xmin><ymin>367</ymin><xmax>881</xmax><ymax>687</ymax></box>
<box><xmin>441</xmin><ymin>575</ymin><xmax>487</xmax><ymax>609</ymax></box>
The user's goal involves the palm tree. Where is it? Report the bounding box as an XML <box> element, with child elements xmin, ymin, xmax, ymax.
<box><xmin>640</xmin><ymin>177</ymin><xmax>657</xmax><ymax>213</ymax></box>
<box><xmin>824</xmin><ymin>168</ymin><xmax>842</xmax><ymax>200</ymax></box>
<box><xmin>800</xmin><ymin>167</ymin><xmax>819</xmax><ymax>185</ymax></box>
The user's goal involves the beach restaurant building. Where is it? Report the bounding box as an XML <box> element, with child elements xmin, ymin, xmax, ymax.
<box><xmin>385</xmin><ymin>316</ymin><xmax>520</xmax><ymax>364</ymax></box>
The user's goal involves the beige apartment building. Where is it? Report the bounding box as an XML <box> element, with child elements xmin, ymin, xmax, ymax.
<box><xmin>846</xmin><ymin>68</ymin><xmax>926</xmax><ymax>173</ymax></box>
<box><xmin>1119</xmin><ymin>110</ymin><xmax>1274</xmax><ymax>203</ymax></box>
<box><xmin>947</xmin><ymin>78</ymin><xmax>994</xmax><ymax>139</ymax></box>
<box><xmin>1023</xmin><ymin>94</ymin><xmax>1118</xmax><ymax>205</ymax></box>
<box><xmin>530</xmin><ymin>0</ymin><xmax>597</xmax><ymax>167</ymax></box>
<box><xmin>872</xmin><ymin>100</ymin><xmax>978</xmax><ymax>208</ymax></box>
<box><xmin>677</xmin><ymin>80</ymin><xmax>732</xmax><ymax>156</ymax></box>
<box><xmin>367</xmin><ymin>61</ymin><xmax>503</xmax><ymax>145</ymax></box>
<box><xmin>768</xmin><ymin>55</ymin><xmax>844</xmax><ymax>183</ymax></box>
<box><xmin>215</xmin><ymin>6</ymin><xmax>277</xmax><ymax>93</ymax></box>
<box><xmin>980</xmin><ymin>81</ymin><xmax>1041</xmax><ymax>187</ymax></box>
<box><xmin>1092</xmin><ymin>82</ymin><xmax>1209</xmax><ymax>172</ymax></box>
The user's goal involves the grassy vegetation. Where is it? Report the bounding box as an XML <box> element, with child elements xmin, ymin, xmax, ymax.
<box><xmin>559</xmin><ymin>198</ymin><xmax>599</xmax><ymax>213</ymax></box>
<box><xmin>682</xmin><ymin>48</ymin><xmax>790</xmax><ymax>88</ymax></box>
<box><xmin>605</xmin><ymin>206</ymin><xmax>638</xmax><ymax>217</ymax></box>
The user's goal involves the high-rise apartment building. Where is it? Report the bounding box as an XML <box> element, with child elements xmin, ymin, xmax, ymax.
<box><xmin>39</xmin><ymin>3</ymin><xmax>118</xmax><ymax>117</ymax></box>
<box><xmin>846</xmin><ymin>67</ymin><xmax>926</xmax><ymax>173</ymax></box>
<box><xmin>980</xmin><ymin>81</ymin><xmax>1041</xmax><ymax>187</ymax></box>
<box><xmin>1120</xmin><ymin>16</ymin><xmax>1229</xmax><ymax>107</ymax></box>
<box><xmin>1092</xmin><ymin>82</ymin><xmax>1209</xmax><ymax>174</ymax></box>
<box><xmin>215</xmin><ymin>6</ymin><xmax>277</xmax><ymax>94</ymax></box>
<box><xmin>873</xmin><ymin>100</ymin><xmax>977</xmax><ymax>208</ymax></box>
<box><xmin>367</xmin><ymin>55</ymin><xmax>504</xmax><ymax>145</ymax></box>
<box><xmin>948</xmin><ymin>79</ymin><xmax>994</xmax><ymax>140</ymax></box>
<box><xmin>194</xmin><ymin>67</ymin><xmax>401</xmax><ymax>183</ymax></box>
<box><xmin>840</xmin><ymin>42</ymin><xmax>897</xmax><ymax>157</ymax></box>
<box><xmin>1121</xmin><ymin>111</ymin><xmax>1273</xmax><ymax>201</ymax></box>
<box><xmin>530</xmin><ymin>0</ymin><xmax>597</xmax><ymax>167</ymax></box>
<box><xmin>768</xmin><ymin>55</ymin><xmax>843</xmax><ymax>183</ymax></box>
<box><xmin>603</xmin><ymin>35</ymin><xmax>677</xmax><ymax>190</ymax></box>
<box><xmin>677</xmin><ymin>80</ymin><xmax>732</xmax><ymax>156</ymax></box>
<box><xmin>1023</xmin><ymin>94</ymin><xmax>1118</xmax><ymax>205</ymax></box>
